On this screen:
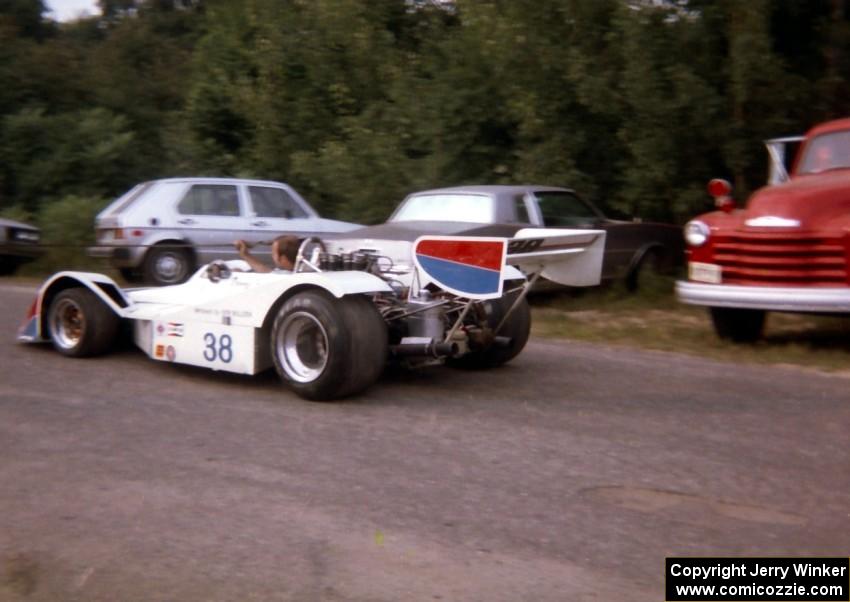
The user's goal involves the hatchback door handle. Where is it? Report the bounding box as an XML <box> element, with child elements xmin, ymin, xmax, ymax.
<box><xmin>251</xmin><ymin>220</ymin><xmax>269</xmax><ymax>227</ymax></box>
<box><xmin>177</xmin><ymin>218</ymin><xmax>196</xmax><ymax>225</ymax></box>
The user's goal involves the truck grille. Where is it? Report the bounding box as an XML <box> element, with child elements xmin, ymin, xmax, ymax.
<box><xmin>713</xmin><ymin>232</ymin><xmax>848</xmax><ymax>286</ymax></box>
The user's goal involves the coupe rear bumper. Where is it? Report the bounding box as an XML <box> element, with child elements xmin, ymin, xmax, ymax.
<box><xmin>676</xmin><ymin>280</ymin><xmax>850</xmax><ymax>313</ymax></box>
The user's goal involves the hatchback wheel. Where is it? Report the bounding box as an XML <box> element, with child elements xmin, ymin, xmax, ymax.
<box><xmin>144</xmin><ymin>246</ymin><xmax>193</xmax><ymax>285</ymax></box>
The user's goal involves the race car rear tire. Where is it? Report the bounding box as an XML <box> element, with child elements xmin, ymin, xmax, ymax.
<box><xmin>449</xmin><ymin>289</ymin><xmax>531</xmax><ymax>370</ymax></box>
<box><xmin>271</xmin><ymin>291</ymin><xmax>387</xmax><ymax>400</ymax></box>
<box><xmin>47</xmin><ymin>287</ymin><xmax>120</xmax><ymax>357</ymax></box>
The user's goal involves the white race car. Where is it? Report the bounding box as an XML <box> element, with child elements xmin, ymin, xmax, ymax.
<box><xmin>18</xmin><ymin>229</ymin><xmax>605</xmax><ymax>400</ymax></box>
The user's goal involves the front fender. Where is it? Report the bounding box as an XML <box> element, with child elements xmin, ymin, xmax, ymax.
<box><xmin>18</xmin><ymin>271</ymin><xmax>130</xmax><ymax>342</ymax></box>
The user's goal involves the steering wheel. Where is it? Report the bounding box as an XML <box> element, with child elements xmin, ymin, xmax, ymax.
<box><xmin>294</xmin><ymin>237</ymin><xmax>327</xmax><ymax>272</ymax></box>
<box><xmin>206</xmin><ymin>260</ymin><xmax>232</xmax><ymax>283</ymax></box>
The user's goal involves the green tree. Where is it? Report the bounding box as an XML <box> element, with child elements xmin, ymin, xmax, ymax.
<box><xmin>1</xmin><ymin>107</ymin><xmax>135</xmax><ymax>212</ymax></box>
<box><xmin>615</xmin><ymin>1</ymin><xmax>723</xmax><ymax>221</ymax></box>
<box><xmin>0</xmin><ymin>0</ymin><xmax>50</xmax><ymax>39</ymax></box>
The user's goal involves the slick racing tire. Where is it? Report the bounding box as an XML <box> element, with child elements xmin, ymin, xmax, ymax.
<box><xmin>47</xmin><ymin>287</ymin><xmax>120</xmax><ymax>357</ymax></box>
<box><xmin>271</xmin><ymin>291</ymin><xmax>387</xmax><ymax>401</ymax></box>
<box><xmin>450</xmin><ymin>286</ymin><xmax>531</xmax><ymax>370</ymax></box>
<box><xmin>709</xmin><ymin>307</ymin><xmax>766</xmax><ymax>343</ymax></box>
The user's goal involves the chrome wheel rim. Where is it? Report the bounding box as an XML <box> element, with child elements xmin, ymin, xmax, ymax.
<box><xmin>276</xmin><ymin>311</ymin><xmax>329</xmax><ymax>383</ymax></box>
<box><xmin>50</xmin><ymin>298</ymin><xmax>85</xmax><ymax>350</ymax></box>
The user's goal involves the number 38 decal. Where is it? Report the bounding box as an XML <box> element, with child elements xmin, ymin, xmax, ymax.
<box><xmin>203</xmin><ymin>333</ymin><xmax>233</xmax><ymax>363</ymax></box>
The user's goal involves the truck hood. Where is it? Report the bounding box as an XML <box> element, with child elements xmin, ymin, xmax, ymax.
<box><xmin>744</xmin><ymin>171</ymin><xmax>850</xmax><ymax>230</ymax></box>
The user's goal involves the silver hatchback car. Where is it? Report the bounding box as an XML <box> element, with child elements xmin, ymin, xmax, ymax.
<box><xmin>88</xmin><ymin>177</ymin><xmax>360</xmax><ymax>285</ymax></box>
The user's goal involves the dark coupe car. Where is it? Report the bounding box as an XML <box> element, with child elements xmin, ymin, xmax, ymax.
<box><xmin>0</xmin><ymin>218</ymin><xmax>42</xmax><ymax>275</ymax></box>
<box><xmin>356</xmin><ymin>185</ymin><xmax>682</xmax><ymax>290</ymax></box>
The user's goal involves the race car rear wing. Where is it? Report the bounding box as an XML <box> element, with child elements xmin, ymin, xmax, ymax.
<box><xmin>412</xmin><ymin>228</ymin><xmax>605</xmax><ymax>300</ymax></box>
<box><xmin>506</xmin><ymin>228</ymin><xmax>606</xmax><ymax>287</ymax></box>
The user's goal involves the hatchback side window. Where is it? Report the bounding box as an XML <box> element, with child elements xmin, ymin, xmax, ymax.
<box><xmin>249</xmin><ymin>186</ymin><xmax>308</xmax><ymax>219</ymax></box>
<box><xmin>177</xmin><ymin>185</ymin><xmax>240</xmax><ymax>216</ymax></box>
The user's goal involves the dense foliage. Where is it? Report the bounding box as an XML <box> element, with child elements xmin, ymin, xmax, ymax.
<box><xmin>1</xmin><ymin>0</ymin><xmax>848</xmax><ymax>225</ymax></box>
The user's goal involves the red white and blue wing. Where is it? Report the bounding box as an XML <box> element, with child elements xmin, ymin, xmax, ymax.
<box><xmin>413</xmin><ymin>236</ymin><xmax>507</xmax><ymax>299</ymax></box>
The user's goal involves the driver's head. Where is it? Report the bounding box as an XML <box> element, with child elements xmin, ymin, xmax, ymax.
<box><xmin>272</xmin><ymin>235</ymin><xmax>300</xmax><ymax>270</ymax></box>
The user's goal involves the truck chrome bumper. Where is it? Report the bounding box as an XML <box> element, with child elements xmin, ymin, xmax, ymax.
<box><xmin>676</xmin><ymin>281</ymin><xmax>850</xmax><ymax>313</ymax></box>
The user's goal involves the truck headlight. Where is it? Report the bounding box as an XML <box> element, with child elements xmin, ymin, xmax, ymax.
<box><xmin>684</xmin><ymin>220</ymin><xmax>710</xmax><ymax>247</ymax></box>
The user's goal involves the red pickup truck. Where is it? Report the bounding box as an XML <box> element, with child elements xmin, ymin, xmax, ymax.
<box><xmin>676</xmin><ymin>118</ymin><xmax>850</xmax><ymax>341</ymax></box>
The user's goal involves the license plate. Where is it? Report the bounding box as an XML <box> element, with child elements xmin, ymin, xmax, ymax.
<box><xmin>689</xmin><ymin>262</ymin><xmax>721</xmax><ymax>284</ymax></box>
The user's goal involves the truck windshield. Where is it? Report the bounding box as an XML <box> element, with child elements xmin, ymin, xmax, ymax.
<box><xmin>391</xmin><ymin>193</ymin><xmax>494</xmax><ymax>223</ymax></box>
<box><xmin>797</xmin><ymin>130</ymin><xmax>850</xmax><ymax>174</ymax></box>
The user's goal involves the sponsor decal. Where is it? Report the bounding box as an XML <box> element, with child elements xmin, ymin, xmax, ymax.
<box><xmin>166</xmin><ymin>346</ymin><xmax>176</xmax><ymax>362</ymax></box>
<box><xmin>155</xmin><ymin>344</ymin><xmax>165</xmax><ymax>358</ymax></box>
<box><xmin>166</xmin><ymin>322</ymin><xmax>184</xmax><ymax>337</ymax></box>
<box><xmin>193</xmin><ymin>308</ymin><xmax>252</xmax><ymax>318</ymax></box>
<box><xmin>156</xmin><ymin>323</ymin><xmax>165</xmax><ymax>335</ymax></box>
<box><xmin>507</xmin><ymin>238</ymin><xmax>544</xmax><ymax>254</ymax></box>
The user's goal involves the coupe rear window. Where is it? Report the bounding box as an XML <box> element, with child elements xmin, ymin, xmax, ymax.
<box><xmin>391</xmin><ymin>194</ymin><xmax>494</xmax><ymax>223</ymax></box>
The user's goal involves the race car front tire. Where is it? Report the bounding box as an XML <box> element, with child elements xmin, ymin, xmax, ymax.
<box><xmin>47</xmin><ymin>287</ymin><xmax>120</xmax><ymax>357</ymax></box>
<box><xmin>271</xmin><ymin>291</ymin><xmax>387</xmax><ymax>400</ymax></box>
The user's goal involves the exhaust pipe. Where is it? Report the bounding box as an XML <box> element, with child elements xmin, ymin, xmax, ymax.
<box><xmin>390</xmin><ymin>340</ymin><xmax>458</xmax><ymax>358</ymax></box>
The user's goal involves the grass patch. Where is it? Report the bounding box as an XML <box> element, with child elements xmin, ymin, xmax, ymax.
<box><xmin>530</xmin><ymin>276</ymin><xmax>850</xmax><ymax>374</ymax></box>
